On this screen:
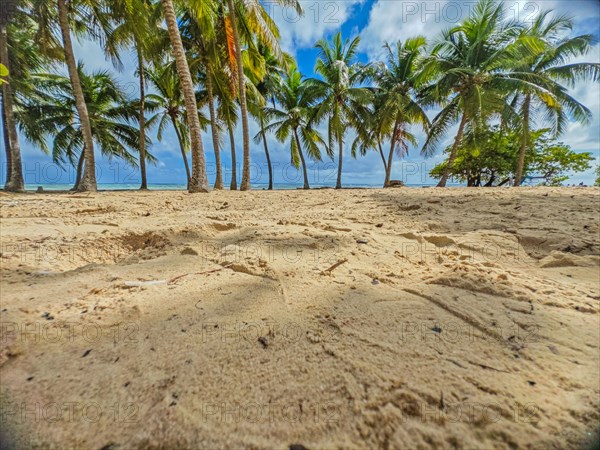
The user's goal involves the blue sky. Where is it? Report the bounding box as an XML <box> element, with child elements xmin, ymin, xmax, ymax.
<box><xmin>2</xmin><ymin>0</ymin><xmax>599</xmax><ymax>188</ymax></box>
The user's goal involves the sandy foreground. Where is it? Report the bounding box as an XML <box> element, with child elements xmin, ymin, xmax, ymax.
<box><xmin>0</xmin><ymin>187</ymin><xmax>598</xmax><ymax>449</ymax></box>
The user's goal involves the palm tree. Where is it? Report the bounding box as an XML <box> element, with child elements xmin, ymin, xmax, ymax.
<box><xmin>263</xmin><ymin>67</ymin><xmax>326</xmax><ymax>189</ymax></box>
<box><xmin>309</xmin><ymin>32</ymin><xmax>371</xmax><ymax>189</ymax></box>
<box><xmin>351</xmin><ymin>94</ymin><xmax>390</xmax><ymax>176</ymax></box>
<box><xmin>248</xmin><ymin>43</ymin><xmax>293</xmax><ymax>189</ymax></box>
<box><xmin>4</xmin><ymin>8</ymin><xmax>60</xmax><ymax>188</ymax></box>
<box><xmin>16</xmin><ymin>68</ymin><xmax>154</xmax><ymax>189</ymax></box>
<box><xmin>217</xmin><ymin>89</ymin><xmax>239</xmax><ymax>190</ymax></box>
<box><xmin>420</xmin><ymin>0</ymin><xmax>522</xmax><ymax>187</ymax></box>
<box><xmin>145</xmin><ymin>64</ymin><xmax>210</xmax><ymax>188</ymax></box>
<box><xmin>179</xmin><ymin>6</ymin><xmax>224</xmax><ymax>189</ymax></box>
<box><xmin>105</xmin><ymin>0</ymin><xmax>163</xmax><ymax>189</ymax></box>
<box><xmin>372</xmin><ymin>38</ymin><xmax>430</xmax><ymax>187</ymax></box>
<box><xmin>510</xmin><ymin>11</ymin><xmax>599</xmax><ymax>186</ymax></box>
<box><xmin>160</xmin><ymin>0</ymin><xmax>210</xmax><ymax>192</ymax></box>
<box><xmin>54</xmin><ymin>0</ymin><xmax>104</xmax><ymax>191</ymax></box>
<box><xmin>223</xmin><ymin>0</ymin><xmax>302</xmax><ymax>190</ymax></box>
<box><xmin>0</xmin><ymin>0</ymin><xmax>24</xmax><ymax>191</ymax></box>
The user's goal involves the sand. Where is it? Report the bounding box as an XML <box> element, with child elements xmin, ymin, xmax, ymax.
<box><xmin>0</xmin><ymin>187</ymin><xmax>598</xmax><ymax>449</ymax></box>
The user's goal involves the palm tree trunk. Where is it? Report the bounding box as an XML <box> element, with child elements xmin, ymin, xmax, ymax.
<box><xmin>171</xmin><ymin>116</ymin><xmax>191</xmax><ymax>188</ymax></box>
<box><xmin>384</xmin><ymin>119</ymin><xmax>400</xmax><ymax>188</ymax></box>
<box><xmin>136</xmin><ymin>41</ymin><xmax>148</xmax><ymax>190</ymax></box>
<box><xmin>514</xmin><ymin>95</ymin><xmax>531</xmax><ymax>187</ymax></box>
<box><xmin>72</xmin><ymin>151</ymin><xmax>85</xmax><ymax>191</ymax></box>
<box><xmin>437</xmin><ymin>113</ymin><xmax>467</xmax><ymax>188</ymax></box>
<box><xmin>1</xmin><ymin>91</ymin><xmax>12</xmax><ymax>186</ymax></box>
<box><xmin>377</xmin><ymin>141</ymin><xmax>387</xmax><ymax>173</ymax></box>
<box><xmin>0</xmin><ymin>24</ymin><xmax>23</xmax><ymax>192</ymax></box>
<box><xmin>57</xmin><ymin>0</ymin><xmax>96</xmax><ymax>192</ymax></box>
<box><xmin>261</xmin><ymin>124</ymin><xmax>273</xmax><ymax>190</ymax></box>
<box><xmin>206</xmin><ymin>70</ymin><xmax>223</xmax><ymax>189</ymax></box>
<box><xmin>228</xmin><ymin>123</ymin><xmax>237</xmax><ymax>190</ymax></box>
<box><xmin>335</xmin><ymin>135</ymin><xmax>343</xmax><ymax>189</ymax></box>
<box><xmin>227</xmin><ymin>0</ymin><xmax>251</xmax><ymax>191</ymax></box>
<box><xmin>161</xmin><ymin>0</ymin><xmax>209</xmax><ymax>193</ymax></box>
<box><xmin>293</xmin><ymin>128</ymin><xmax>310</xmax><ymax>189</ymax></box>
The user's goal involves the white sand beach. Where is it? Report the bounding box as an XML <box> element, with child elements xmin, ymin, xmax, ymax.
<box><xmin>1</xmin><ymin>187</ymin><xmax>598</xmax><ymax>449</ymax></box>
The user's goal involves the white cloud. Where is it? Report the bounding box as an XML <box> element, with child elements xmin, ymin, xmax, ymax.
<box><xmin>359</xmin><ymin>0</ymin><xmax>600</xmax><ymax>59</ymax></box>
<box><xmin>270</xmin><ymin>0</ymin><xmax>364</xmax><ymax>54</ymax></box>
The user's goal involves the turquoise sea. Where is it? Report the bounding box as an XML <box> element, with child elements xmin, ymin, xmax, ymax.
<box><xmin>20</xmin><ymin>182</ymin><xmax>442</xmax><ymax>191</ymax></box>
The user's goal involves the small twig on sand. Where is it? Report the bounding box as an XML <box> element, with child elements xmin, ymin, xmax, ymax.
<box><xmin>168</xmin><ymin>265</ymin><xmax>231</xmax><ymax>284</ymax></box>
<box><xmin>321</xmin><ymin>258</ymin><xmax>348</xmax><ymax>275</ymax></box>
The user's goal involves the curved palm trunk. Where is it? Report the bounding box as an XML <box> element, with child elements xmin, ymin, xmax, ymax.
<box><xmin>161</xmin><ymin>0</ymin><xmax>209</xmax><ymax>193</ymax></box>
<box><xmin>335</xmin><ymin>135</ymin><xmax>343</xmax><ymax>189</ymax></box>
<box><xmin>261</xmin><ymin>124</ymin><xmax>273</xmax><ymax>190</ymax></box>
<box><xmin>437</xmin><ymin>113</ymin><xmax>467</xmax><ymax>188</ymax></box>
<box><xmin>293</xmin><ymin>128</ymin><xmax>310</xmax><ymax>190</ymax></box>
<box><xmin>377</xmin><ymin>141</ymin><xmax>387</xmax><ymax>173</ymax></box>
<box><xmin>0</xmin><ymin>25</ymin><xmax>23</xmax><ymax>192</ymax></box>
<box><xmin>228</xmin><ymin>123</ymin><xmax>237</xmax><ymax>190</ymax></box>
<box><xmin>171</xmin><ymin>116</ymin><xmax>191</xmax><ymax>188</ymax></box>
<box><xmin>72</xmin><ymin>151</ymin><xmax>85</xmax><ymax>191</ymax></box>
<box><xmin>2</xmin><ymin>89</ymin><xmax>12</xmax><ymax>186</ymax></box>
<box><xmin>206</xmin><ymin>71</ymin><xmax>223</xmax><ymax>189</ymax></box>
<box><xmin>384</xmin><ymin>119</ymin><xmax>400</xmax><ymax>188</ymax></box>
<box><xmin>136</xmin><ymin>42</ymin><xmax>148</xmax><ymax>190</ymax></box>
<box><xmin>514</xmin><ymin>95</ymin><xmax>531</xmax><ymax>187</ymax></box>
<box><xmin>226</xmin><ymin>0</ymin><xmax>251</xmax><ymax>191</ymax></box>
<box><xmin>57</xmin><ymin>0</ymin><xmax>96</xmax><ymax>192</ymax></box>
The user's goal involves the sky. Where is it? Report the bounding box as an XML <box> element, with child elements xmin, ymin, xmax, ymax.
<box><xmin>2</xmin><ymin>0</ymin><xmax>599</xmax><ymax>188</ymax></box>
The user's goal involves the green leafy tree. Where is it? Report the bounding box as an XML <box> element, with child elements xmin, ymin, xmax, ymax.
<box><xmin>421</xmin><ymin>0</ymin><xmax>524</xmax><ymax>187</ymax></box>
<box><xmin>430</xmin><ymin>126</ymin><xmax>592</xmax><ymax>186</ymax></box>
<box><xmin>529</xmin><ymin>137</ymin><xmax>594</xmax><ymax>186</ymax></box>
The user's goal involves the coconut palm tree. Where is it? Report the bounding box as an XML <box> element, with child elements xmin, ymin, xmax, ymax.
<box><xmin>510</xmin><ymin>11</ymin><xmax>599</xmax><ymax>186</ymax></box>
<box><xmin>217</xmin><ymin>88</ymin><xmax>239</xmax><ymax>190</ymax></box>
<box><xmin>105</xmin><ymin>0</ymin><xmax>163</xmax><ymax>189</ymax></box>
<box><xmin>247</xmin><ymin>43</ymin><xmax>294</xmax><ymax>189</ymax></box>
<box><xmin>4</xmin><ymin>9</ymin><xmax>61</xmax><ymax>187</ymax></box>
<box><xmin>222</xmin><ymin>0</ymin><xmax>302</xmax><ymax>190</ymax></box>
<box><xmin>160</xmin><ymin>0</ymin><xmax>210</xmax><ymax>192</ymax></box>
<box><xmin>16</xmin><ymin>67</ymin><xmax>154</xmax><ymax>189</ymax></box>
<box><xmin>52</xmin><ymin>0</ymin><xmax>112</xmax><ymax>191</ymax></box>
<box><xmin>145</xmin><ymin>64</ymin><xmax>209</xmax><ymax>188</ymax></box>
<box><xmin>263</xmin><ymin>67</ymin><xmax>326</xmax><ymax>189</ymax></box>
<box><xmin>372</xmin><ymin>38</ymin><xmax>430</xmax><ymax>187</ymax></box>
<box><xmin>178</xmin><ymin>5</ymin><xmax>225</xmax><ymax>189</ymax></box>
<box><xmin>0</xmin><ymin>0</ymin><xmax>24</xmax><ymax>191</ymax></box>
<box><xmin>309</xmin><ymin>32</ymin><xmax>372</xmax><ymax>189</ymax></box>
<box><xmin>351</xmin><ymin>94</ymin><xmax>390</xmax><ymax>176</ymax></box>
<box><xmin>420</xmin><ymin>0</ymin><xmax>522</xmax><ymax>187</ymax></box>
